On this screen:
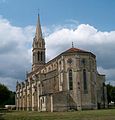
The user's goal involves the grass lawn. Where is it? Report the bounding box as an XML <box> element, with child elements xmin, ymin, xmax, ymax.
<box><xmin>0</xmin><ymin>109</ymin><xmax>115</xmax><ymax>120</ymax></box>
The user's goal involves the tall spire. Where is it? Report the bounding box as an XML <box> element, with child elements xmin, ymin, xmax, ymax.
<box><xmin>35</xmin><ymin>14</ymin><xmax>42</xmax><ymax>40</ymax></box>
<box><xmin>32</xmin><ymin>14</ymin><xmax>45</xmax><ymax>71</ymax></box>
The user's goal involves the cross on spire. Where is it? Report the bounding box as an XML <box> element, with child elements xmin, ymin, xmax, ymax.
<box><xmin>72</xmin><ymin>42</ymin><xmax>74</xmax><ymax>48</ymax></box>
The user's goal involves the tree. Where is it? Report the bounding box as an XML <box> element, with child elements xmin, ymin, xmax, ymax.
<box><xmin>0</xmin><ymin>83</ymin><xmax>15</xmax><ymax>107</ymax></box>
<box><xmin>106</xmin><ymin>84</ymin><xmax>115</xmax><ymax>106</ymax></box>
<box><xmin>0</xmin><ymin>83</ymin><xmax>10</xmax><ymax>107</ymax></box>
<box><xmin>111</xmin><ymin>86</ymin><xmax>115</xmax><ymax>106</ymax></box>
<box><xmin>6</xmin><ymin>91</ymin><xmax>15</xmax><ymax>105</ymax></box>
<box><xmin>106</xmin><ymin>84</ymin><xmax>112</xmax><ymax>104</ymax></box>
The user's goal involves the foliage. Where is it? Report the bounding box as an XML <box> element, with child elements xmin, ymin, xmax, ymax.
<box><xmin>111</xmin><ymin>87</ymin><xmax>115</xmax><ymax>104</ymax></box>
<box><xmin>0</xmin><ymin>83</ymin><xmax>15</xmax><ymax>107</ymax></box>
<box><xmin>0</xmin><ymin>83</ymin><xmax>10</xmax><ymax>107</ymax></box>
<box><xmin>106</xmin><ymin>84</ymin><xmax>115</xmax><ymax>105</ymax></box>
<box><xmin>1</xmin><ymin>109</ymin><xmax>115</xmax><ymax>120</ymax></box>
<box><xmin>6</xmin><ymin>91</ymin><xmax>15</xmax><ymax>105</ymax></box>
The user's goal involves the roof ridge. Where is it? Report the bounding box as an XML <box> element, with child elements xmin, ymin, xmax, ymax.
<box><xmin>66</xmin><ymin>47</ymin><xmax>87</xmax><ymax>52</ymax></box>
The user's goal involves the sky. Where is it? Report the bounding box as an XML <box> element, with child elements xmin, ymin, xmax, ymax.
<box><xmin>0</xmin><ymin>0</ymin><xmax>115</xmax><ymax>91</ymax></box>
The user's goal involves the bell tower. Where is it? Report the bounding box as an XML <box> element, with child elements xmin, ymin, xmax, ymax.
<box><xmin>32</xmin><ymin>15</ymin><xmax>45</xmax><ymax>71</ymax></box>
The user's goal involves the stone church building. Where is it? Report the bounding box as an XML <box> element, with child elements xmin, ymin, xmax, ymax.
<box><xmin>16</xmin><ymin>15</ymin><xmax>107</xmax><ymax>112</ymax></box>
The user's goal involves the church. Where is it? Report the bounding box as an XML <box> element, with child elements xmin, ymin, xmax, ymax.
<box><xmin>16</xmin><ymin>15</ymin><xmax>107</xmax><ymax>112</ymax></box>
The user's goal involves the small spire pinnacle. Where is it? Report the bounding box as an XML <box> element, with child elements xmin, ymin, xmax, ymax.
<box><xmin>72</xmin><ymin>42</ymin><xmax>74</xmax><ymax>48</ymax></box>
<box><xmin>38</xmin><ymin>8</ymin><xmax>40</xmax><ymax>16</ymax></box>
<box><xmin>26</xmin><ymin>70</ymin><xmax>28</xmax><ymax>79</ymax></box>
<box><xmin>16</xmin><ymin>80</ymin><xmax>19</xmax><ymax>85</ymax></box>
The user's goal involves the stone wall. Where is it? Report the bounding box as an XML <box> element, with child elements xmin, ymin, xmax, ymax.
<box><xmin>53</xmin><ymin>91</ymin><xmax>68</xmax><ymax>111</ymax></box>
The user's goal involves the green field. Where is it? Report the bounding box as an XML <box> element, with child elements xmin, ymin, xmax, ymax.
<box><xmin>0</xmin><ymin>109</ymin><xmax>115</xmax><ymax>120</ymax></box>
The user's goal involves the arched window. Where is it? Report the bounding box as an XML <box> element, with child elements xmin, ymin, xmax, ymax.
<box><xmin>38</xmin><ymin>51</ymin><xmax>40</xmax><ymax>61</ymax></box>
<box><xmin>43</xmin><ymin>51</ymin><xmax>45</xmax><ymax>62</ymax></box>
<box><xmin>41</xmin><ymin>52</ymin><xmax>43</xmax><ymax>61</ymax></box>
<box><xmin>33</xmin><ymin>53</ymin><xmax>35</xmax><ymax>63</ymax></box>
<box><xmin>83</xmin><ymin>69</ymin><xmax>87</xmax><ymax>91</ymax></box>
<box><xmin>69</xmin><ymin>69</ymin><xmax>73</xmax><ymax>90</ymax></box>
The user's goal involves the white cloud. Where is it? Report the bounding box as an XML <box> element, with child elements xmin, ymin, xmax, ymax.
<box><xmin>0</xmin><ymin>16</ymin><xmax>35</xmax><ymax>91</ymax></box>
<box><xmin>0</xmin><ymin>77</ymin><xmax>19</xmax><ymax>91</ymax></box>
<box><xmin>0</xmin><ymin>16</ymin><xmax>115</xmax><ymax>91</ymax></box>
<box><xmin>65</xmin><ymin>19</ymin><xmax>79</xmax><ymax>25</ymax></box>
<box><xmin>45</xmin><ymin>24</ymin><xmax>115</xmax><ymax>59</ymax></box>
<box><xmin>98</xmin><ymin>67</ymin><xmax>115</xmax><ymax>85</ymax></box>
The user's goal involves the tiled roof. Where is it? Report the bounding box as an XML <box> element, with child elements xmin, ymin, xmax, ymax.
<box><xmin>64</xmin><ymin>47</ymin><xmax>87</xmax><ymax>53</ymax></box>
<box><xmin>63</xmin><ymin>47</ymin><xmax>96</xmax><ymax>58</ymax></box>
